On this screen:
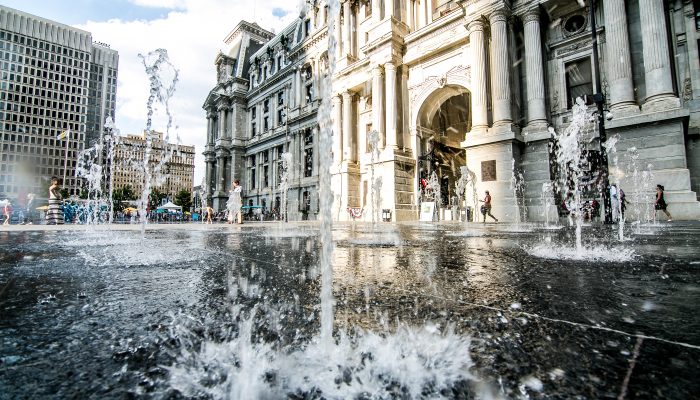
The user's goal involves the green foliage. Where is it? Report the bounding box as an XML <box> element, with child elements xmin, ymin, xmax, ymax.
<box><xmin>112</xmin><ymin>185</ymin><xmax>137</xmax><ymax>213</ymax></box>
<box><xmin>149</xmin><ymin>188</ymin><xmax>166</xmax><ymax>211</ymax></box>
<box><xmin>174</xmin><ymin>189</ymin><xmax>192</xmax><ymax>212</ymax></box>
<box><xmin>59</xmin><ymin>188</ymin><xmax>69</xmax><ymax>199</ymax></box>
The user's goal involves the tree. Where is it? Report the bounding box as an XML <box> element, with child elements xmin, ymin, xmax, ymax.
<box><xmin>149</xmin><ymin>188</ymin><xmax>166</xmax><ymax>211</ymax></box>
<box><xmin>174</xmin><ymin>189</ymin><xmax>192</xmax><ymax>212</ymax></box>
<box><xmin>112</xmin><ymin>185</ymin><xmax>136</xmax><ymax>213</ymax></box>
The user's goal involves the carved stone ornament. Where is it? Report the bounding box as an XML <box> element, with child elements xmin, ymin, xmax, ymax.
<box><xmin>683</xmin><ymin>77</ymin><xmax>693</xmax><ymax>101</ymax></box>
<box><xmin>218</xmin><ymin>63</ymin><xmax>229</xmax><ymax>83</ymax></box>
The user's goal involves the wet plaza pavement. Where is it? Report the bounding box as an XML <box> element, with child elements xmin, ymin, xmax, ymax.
<box><xmin>0</xmin><ymin>221</ymin><xmax>699</xmax><ymax>399</ymax></box>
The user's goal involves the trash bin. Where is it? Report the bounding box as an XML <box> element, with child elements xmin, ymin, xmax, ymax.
<box><xmin>382</xmin><ymin>209</ymin><xmax>392</xmax><ymax>222</ymax></box>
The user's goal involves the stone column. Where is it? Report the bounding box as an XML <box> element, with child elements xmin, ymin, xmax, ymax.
<box><xmin>407</xmin><ymin>0</ymin><xmax>414</xmax><ymax>30</ymax></box>
<box><xmin>334</xmin><ymin>9</ymin><xmax>342</xmax><ymax>60</ymax></box>
<box><xmin>216</xmin><ymin>155</ymin><xmax>225</xmax><ymax>190</ymax></box>
<box><xmin>385</xmin><ymin>0</ymin><xmax>394</xmax><ymax>20</ymax></box>
<box><xmin>522</xmin><ymin>9</ymin><xmax>547</xmax><ymax>127</ymax></box>
<box><xmin>385</xmin><ymin>62</ymin><xmax>398</xmax><ymax>149</ymax></box>
<box><xmin>343</xmin><ymin>1</ymin><xmax>351</xmax><ymax>57</ymax></box>
<box><xmin>468</xmin><ymin>19</ymin><xmax>488</xmax><ymax>131</ymax></box>
<box><xmin>295</xmin><ymin>66</ymin><xmax>303</xmax><ymax>107</ymax></box>
<box><xmin>372</xmin><ymin>0</ymin><xmax>381</xmax><ymax>23</ymax></box>
<box><xmin>332</xmin><ymin>94</ymin><xmax>343</xmax><ymax>164</ymax></box>
<box><xmin>604</xmin><ymin>0</ymin><xmax>636</xmax><ymax>111</ymax></box>
<box><xmin>218</xmin><ymin>107</ymin><xmax>226</xmax><ymax>140</ymax></box>
<box><xmin>489</xmin><ymin>9</ymin><xmax>512</xmax><ymax>126</ymax></box>
<box><xmin>342</xmin><ymin>91</ymin><xmax>355</xmax><ymax>162</ymax></box>
<box><xmin>640</xmin><ymin>0</ymin><xmax>676</xmax><ymax>103</ymax></box>
<box><xmin>372</xmin><ymin>65</ymin><xmax>385</xmax><ymax>147</ymax></box>
<box><xmin>400</xmin><ymin>65</ymin><xmax>410</xmax><ymax>148</ymax></box>
<box><xmin>206</xmin><ymin>113</ymin><xmax>213</xmax><ymax>144</ymax></box>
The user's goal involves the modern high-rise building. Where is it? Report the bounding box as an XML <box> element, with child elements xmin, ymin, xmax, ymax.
<box><xmin>112</xmin><ymin>131</ymin><xmax>195</xmax><ymax>200</ymax></box>
<box><xmin>0</xmin><ymin>5</ymin><xmax>118</xmax><ymax>200</ymax></box>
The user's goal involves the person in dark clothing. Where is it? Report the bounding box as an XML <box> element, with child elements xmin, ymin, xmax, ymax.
<box><xmin>654</xmin><ymin>184</ymin><xmax>672</xmax><ymax>221</ymax></box>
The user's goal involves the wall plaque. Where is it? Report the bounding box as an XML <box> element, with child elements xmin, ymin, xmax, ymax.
<box><xmin>481</xmin><ymin>160</ymin><xmax>497</xmax><ymax>182</ymax></box>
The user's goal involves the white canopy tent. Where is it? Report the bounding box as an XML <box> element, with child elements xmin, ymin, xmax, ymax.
<box><xmin>157</xmin><ymin>201</ymin><xmax>182</xmax><ymax>211</ymax></box>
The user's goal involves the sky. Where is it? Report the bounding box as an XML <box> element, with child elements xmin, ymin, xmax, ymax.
<box><xmin>3</xmin><ymin>0</ymin><xmax>301</xmax><ymax>185</ymax></box>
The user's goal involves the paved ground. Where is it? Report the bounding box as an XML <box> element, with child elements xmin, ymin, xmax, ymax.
<box><xmin>1</xmin><ymin>221</ymin><xmax>698</xmax><ymax>398</ymax></box>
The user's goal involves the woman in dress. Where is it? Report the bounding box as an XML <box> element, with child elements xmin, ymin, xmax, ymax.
<box><xmin>229</xmin><ymin>179</ymin><xmax>242</xmax><ymax>224</ymax></box>
<box><xmin>654</xmin><ymin>184</ymin><xmax>672</xmax><ymax>222</ymax></box>
<box><xmin>46</xmin><ymin>177</ymin><xmax>64</xmax><ymax>225</ymax></box>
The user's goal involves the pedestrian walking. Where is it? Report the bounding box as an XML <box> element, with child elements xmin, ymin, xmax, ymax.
<box><xmin>654</xmin><ymin>184</ymin><xmax>672</xmax><ymax>221</ymax></box>
<box><xmin>46</xmin><ymin>177</ymin><xmax>64</xmax><ymax>225</ymax></box>
<box><xmin>204</xmin><ymin>206</ymin><xmax>213</xmax><ymax>224</ymax></box>
<box><xmin>479</xmin><ymin>190</ymin><xmax>499</xmax><ymax>223</ymax></box>
<box><xmin>2</xmin><ymin>200</ymin><xmax>11</xmax><ymax>225</ymax></box>
<box><xmin>231</xmin><ymin>180</ymin><xmax>243</xmax><ymax>224</ymax></box>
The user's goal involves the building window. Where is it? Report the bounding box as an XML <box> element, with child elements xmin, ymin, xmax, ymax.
<box><xmin>278</xmin><ymin>109</ymin><xmax>285</xmax><ymax>126</ymax></box>
<box><xmin>565</xmin><ymin>58</ymin><xmax>593</xmax><ymax>108</ymax></box>
<box><xmin>304</xmin><ymin>19</ymin><xmax>311</xmax><ymax>36</ymax></box>
<box><xmin>251</xmin><ymin>122</ymin><xmax>256</xmax><ymax>137</ymax></box>
<box><xmin>365</xmin><ymin>124</ymin><xmax>373</xmax><ymax>153</ymax></box>
<box><xmin>304</xmin><ymin>128</ymin><xmax>313</xmax><ymax>145</ymax></box>
<box><xmin>305</xmin><ymin>84</ymin><xmax>314</xmax><ymax>103</ymax></box>
<box><xmin>264</xmin><ymin>99</ymin><xmax>270</xmax><ymax>113</ymax></box>
<box><xmin>365</xmin><ymin>3</ymin><xmax>372</xmax><ymax>18</ymax></box>
<box><xmin>263</xmin><ymin>150</ymin><xmax>269</xmax><ymax>163</ymax></box>
<box><xmin>251</xmin><ymin>168</ymin><xmax>256</xmax><ymax>189</ymax></box>
<box><xmin>278</xmin><ymin>91</ymin><xmax>284</xmax><ymax>105</ymax></box>
<box><xmin>276</xmin><ymin>56</ymin><xmax>282</xmax><ymax>70</ymax></box>
<box><xmin>304</xmin><ymin>148</ymin><xmax>313</xmax><ymax>178</ymax></box>
<box><xmin>264</xmin><ymin>165</ymin><xmax>269</xmax><ymax>187</ymax></box>
<box><xmin>264</xmin><ymin>117</ymin><xmax>269</xmax><ymax>131</ymax></box>
<box><xmin>251</xmin><ymin>106</ymin><xmax>256</xmax><ymax>119</ymax></box>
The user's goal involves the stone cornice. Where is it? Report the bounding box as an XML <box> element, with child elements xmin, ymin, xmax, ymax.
<box><xmin>224</xmin><ymin>20</ymin><xmax>274</xmax><ymax>46</ymax></box>
<box><xmin>290</xmin><ymin>27</ymin><xmax>329</xmax><ymax>57</ymax></box>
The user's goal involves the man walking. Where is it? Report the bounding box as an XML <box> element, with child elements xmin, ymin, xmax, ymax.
<box><xmin>480</xmin><ymin>190</ymin><xmax>499</xmax><ymax>223</ymax></box>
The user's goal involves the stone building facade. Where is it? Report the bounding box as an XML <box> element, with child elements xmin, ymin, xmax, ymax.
<box><xmin>112</xmin><ymin>131</ymin><xmax>194</xmax><ymax>199</ymax></box>
<box><xmin>203</xmin><ymin>17</ymin><xmax>329</xmax><ymax>220</ymax></box>
<box><xmin>206</xmin><ymin>0</ymin><xmax>700</xmax><ymax>222</ymax></box>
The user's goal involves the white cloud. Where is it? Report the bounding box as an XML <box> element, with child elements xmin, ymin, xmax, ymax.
<box><xmin>77</xmin><ymin>0</ymin><xmax>299</xmax><ymax>186</ymax></box>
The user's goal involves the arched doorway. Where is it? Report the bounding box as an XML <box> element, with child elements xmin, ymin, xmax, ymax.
<box><xmin>415</xmin><ymin>86</ymin><xmax>470</xmax><ymax>209</ymax></box>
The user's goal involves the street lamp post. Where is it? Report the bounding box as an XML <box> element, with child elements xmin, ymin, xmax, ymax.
<box><xmin>589</xmin><ymin>0</ymin><xmax>613</xmax><ymax>224</ymax></box>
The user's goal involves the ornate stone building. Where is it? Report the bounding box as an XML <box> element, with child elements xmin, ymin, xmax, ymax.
<box><xmin>206</xmin><ymin>0</ymin><xmax>700</xmax><ymax>221</ymax></box>
<box><xmin>203</xmin><ymin>16</ymin><xmax>329</xmax><ymax>220</ymax></box>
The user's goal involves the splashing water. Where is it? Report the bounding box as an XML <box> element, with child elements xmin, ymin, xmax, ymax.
<box><xmin>316</xmin><ymin>0</ymin><xmax>339</xmax><ymax>346</ymax></box>
<box><xmin>75</xmin><ymin>143</ymin><xmax>106</xmax><ymax>225</ymax></box>
<box><xmin>456</xmin><ymin>166</ymin><xmax>478</xmax><ymax>222</ymax></box>
<box><xmin>604</xmin><ymin>135</ymin><xmax>625</xmax><ymax>241</ymax></box>
<box><xmin>368</xmin><ymin>130</ymin><xmax>381</xmax><ymax>225</ymax></box>
<box><xmin>137</xmin><ymin>49</ymin><xmax>180</xmax><ymax>237</ymax></box>
<box><xmin>279</xmin><ymin>152</ymin><xmax>292</xmax><ymax>222</ymax></box>
<box><xmin>103</xmin><ymin>117</ymin><xmax>118</xmax><ymax>224</ymax></box>
<box><xmin>510</xmin><ymin>158</ymin><xmax>526</xmax><ymax>225</ymax></box>
<box><xmin>427</xmin><ymin>171</ymin><xmax>441</xmax><ymax>221</ymax></box>
<box><xmin>552</xmin><ymin>98</ymin><xmax>589</xmax><ymax>253</ymax></box>
<box><xmin>541</xmin><ymin>182</ymin><xmax>556</xmax><ymax>226</ymax></box>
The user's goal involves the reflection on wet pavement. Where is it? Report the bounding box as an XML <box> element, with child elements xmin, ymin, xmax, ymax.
<box><xmin>0</xmin><ymin>222</ymin><xmax>699</xmax><ymax>398</ymax></box>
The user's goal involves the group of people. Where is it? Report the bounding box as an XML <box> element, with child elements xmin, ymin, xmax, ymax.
<box><xmin>477</xmin><ymin>183</ymin><xmax>673</xmax><ymax>223</ymax></box>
